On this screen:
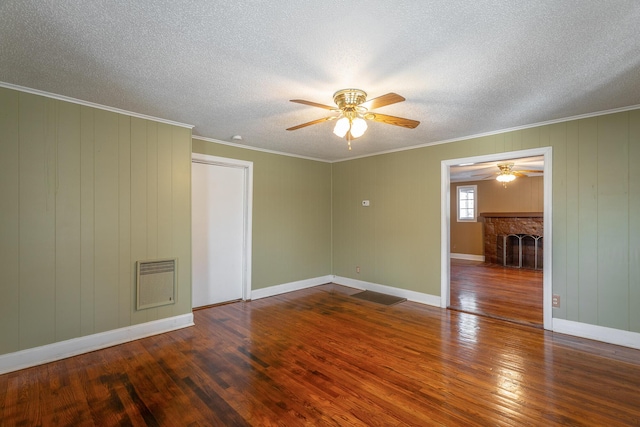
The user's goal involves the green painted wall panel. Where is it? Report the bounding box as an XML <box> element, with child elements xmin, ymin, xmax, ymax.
<box><xmin>18</xmin><ymin>94</ymin><xmax>56</xmax><ymax>349</ymax></box>
<box><xmin>118</xmin><ymin>115</ymin><xmax>132</xmax><ymax>328</ymax></box>
<box><xmin>157</xmin><ymin>124</ymin><xmax>173</xmax><ymax>258</ymax></box>
<box><xmin>156</xmin><ymin>123</ymin><xmax>176</xmax><ymax>320</ymax></box>
<box><xmin>146</xmin><ymin>122</ymin><xmax>159</xmax><ymax>260</ymax></box>
<box><xmin>0</xmin><ymin>88</ymin><xmax>20</xmax><ymax>354</ymax></box>
<box><xmin>564</xmin><ymin>121</ymin><xmax>580</xmax><ymax>320</ymax></box>
<box><xmin>596</xmin><ymin>113</ymin><xmax>629</xmax><ymax>330</ymax></box>
<box><xmin>191</xmin><ymin>140</ymin><xmax>332</xmax><ymax>290</ymax></box>
<box><xmin>551</xmin><ymin>123</ymin><xmax>568</xmax><ymax>319</ymax></box>
<box><xmin>629</xmin><ymin>110</ymin><xmax>640</xmax><ymax>333</ymax></box>
<box><xmin>0</xmin><ymin>88</ymin><xmax>192</xmax><ymax>356</ymax></box>
<box><xmin>577</xmin><ymin>118</ymin><xmax>599</xmax><ymax>324</ymax></box>
<box><xmin>94</xmin><ymin>110</ymin><xmax>121</xmax><ymax>333</ymax></box>
<box><xmin>521</xmin><ymin>127</ymin><xmax>541</xmax><ymax>149</ymax></box>
<box><xmin>171</xmin><ymin>127</ymin><xmax>192</xmax><ymax>315</ymax></box>
<box><xmin>130</xmin><ymin>117</ymin><xmax>148</xmax><ymax>325</ymax></box>
<box><xmin>80</xmin><ymin>106</ymin><xmax>95</xmax><ymax>335</ymax></box>
<box><xmin>145</xmin><ymin>122</ymin><xmax>159</xmax><ymax>322</ymax></box>
<box><xmin>55</xmin><ymin>101</ymin><xmax>82</xmax><ymax>341</ymax></box>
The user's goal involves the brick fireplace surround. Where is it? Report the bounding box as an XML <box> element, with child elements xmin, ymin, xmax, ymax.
<box><xmin>479</xmin><ymin>212</ymin><xmax>543</xmax><ymax>268</ymax></box>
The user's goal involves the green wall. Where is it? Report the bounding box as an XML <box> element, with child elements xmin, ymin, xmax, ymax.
<box><xmin>2</xmin><ymin>84</ymin><xmax>637</xmax><ymax>359</ymax></box>
<box><xmin>192</xmin><ymin>139</ymin><xmax>332</xmax><ymax>290</ymax></box>
<box><xmin>0</xmin><ymin>88</ymin><xmax>192</xmax><ymax>355</ymax></box>
<box><xmin>333</xmin><ymin>110</ymin><xmax>640</xmax><ymax>333</ymax></box>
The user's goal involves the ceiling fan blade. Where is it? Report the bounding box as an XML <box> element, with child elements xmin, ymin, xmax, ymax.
<box><xmin>290</xmin><ymin>99</ymin><xmax>336</xmax><ymax>110</ymax></box>
<box><xmin>366</xmin><ymin>113</ymin><xmax>420</xmax><ymax>129</ymax></box>
<box><xmin>514</xmin><ymin>169</ymin><xmax>543</xmax><ymax>174</ymax></box>
<box><xmin>286</xmin><ymin>116</ymin><xmax>333</xmax><ymax>131</ymax></box>
<box><xmin>360</xmin><ymin>93</ymin><xmax>405</xmax><ymax>110</ymax></box>
<box><xmin>465</xmin><ymin>173</ymin><xmax>496</xmax><ymax>180</ymax></box>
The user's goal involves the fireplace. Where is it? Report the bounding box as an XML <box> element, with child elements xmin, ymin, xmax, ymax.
<box><xmin>480</xmin><ymin>212</ymin><xmax>543</xmax><ymax>270</ymax></box>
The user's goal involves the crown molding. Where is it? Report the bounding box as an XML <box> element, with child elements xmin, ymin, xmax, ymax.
<box><xmin>0</xmin><ymin>82</ymin><xmax>194</xmax><ymax>129</ymax></box>
<box><xmin>334</xmin><ymin>104</ymin><xmax>640</xmax><ymax>163</ymax></box>
<box><xmin>193</xmin><ymin>135</ymin><xmax>330</xmax><ymax>163</ymax></box>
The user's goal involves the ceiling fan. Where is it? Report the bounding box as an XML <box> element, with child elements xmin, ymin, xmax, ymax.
<box><xmin>286</xmin><ymin>89</ymin><xmax>420</xmax><ymax>150</ymax></box>
<box><xmin>464</xmin><ymin>162</ymin><xmax>542</xmax><ymax>186</ymax></box>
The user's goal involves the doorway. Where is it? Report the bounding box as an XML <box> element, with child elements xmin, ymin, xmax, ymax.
<box><xmin>440</xmin><ymin>147</ymin><xmax>553</xmax><ymax>330</ymax></box>
<box><xmin>191</xmin><ymin>153</ymin><xmax>253</xmax><ymax>308</ymax></box>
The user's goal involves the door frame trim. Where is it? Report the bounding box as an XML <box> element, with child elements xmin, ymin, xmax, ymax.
<box><xmin>192</xmin><ymin>153</ymin><xmax>253</xmax><ymax>301</ymax></box>
<box><xmin>440</xmin><ymin>146</ymin><xmax>553</xmax><ymax>330</ymax></box>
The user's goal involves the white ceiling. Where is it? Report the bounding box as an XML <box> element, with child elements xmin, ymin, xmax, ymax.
<box><xmin>1</xmin><ymin>1</ymin><xmax>639</xmax><ymax>162</ymax></box>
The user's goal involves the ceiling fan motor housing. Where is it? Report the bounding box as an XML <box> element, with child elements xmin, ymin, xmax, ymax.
<box><xmin>333</xmin><ymin>89</ymin><xmax>367</xmax><ymax>110</ymax></box>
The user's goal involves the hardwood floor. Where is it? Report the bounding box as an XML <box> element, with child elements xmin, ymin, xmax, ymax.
<box><xmin>450</xmin><ymin>259</ymin><xmax>543</xmax><ymax>327</ymax></box>
<box><xmin>2</xmin><ymin>284</ymin><xmax>640</xmax><ymax>426</ymax></box>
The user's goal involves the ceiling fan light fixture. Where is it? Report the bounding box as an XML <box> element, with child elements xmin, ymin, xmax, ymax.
<box><xmin>350</xmin><ymin>117</ymin><xmax>368</xmax><ymax>138</ymax></box>
<box><xmin>333</xmin><ymin>117</ymin><xmax>350</xmax><ymax>138</ymax></box>
<box><xmin>496</xmin><ymin>173</ymin><xmax>516</xmax><ymax>183</ymax></box>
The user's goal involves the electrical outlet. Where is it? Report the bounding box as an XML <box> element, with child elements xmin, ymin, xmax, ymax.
<box><xmin>356</xmin><ymin>266</ymin><xmax>360</xmax><ymax>273</ymax></box>
<box><xmin>362</xmin><ymin>200</ymin><xmax>370</xmax><ymax>207</ymax></box>
<box><xmin>552</xmin><ymin>294</ymin><xmax>561</xmax><ymax>308</ymax></box>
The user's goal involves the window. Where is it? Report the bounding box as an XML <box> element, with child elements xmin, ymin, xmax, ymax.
<box><xmin>457</xmin><ymin>185</ymin><xmax>477</xmax><ymax>222</ymax></box>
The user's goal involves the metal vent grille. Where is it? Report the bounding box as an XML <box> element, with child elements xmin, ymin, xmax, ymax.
<box><xmin>136</xmin><ymin>258</ymin><xmax>177</xmax><ymax>310</ymax></box>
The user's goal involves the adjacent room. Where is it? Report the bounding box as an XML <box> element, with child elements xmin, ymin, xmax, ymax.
<box><xmin>449</xmin><ymin>156</ymin><xmax>544</xmax><ymax>327</ymax></box>
<box><xmin>1</xmin><ymin>1</ymin><xmax>639</xmax><ymax>425</ymax></box>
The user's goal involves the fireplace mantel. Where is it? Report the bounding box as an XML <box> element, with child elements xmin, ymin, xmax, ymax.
<box><xmin>479</xmin><ymin>212</ymin><xmax>543</xmax><ymax>219</ymax></box>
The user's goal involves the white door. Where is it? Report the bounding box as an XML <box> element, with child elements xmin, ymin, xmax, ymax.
<box><xmin>192</xmin><ymin>161</ymin><xmax>245</xmax><ymax>307</ymax></box>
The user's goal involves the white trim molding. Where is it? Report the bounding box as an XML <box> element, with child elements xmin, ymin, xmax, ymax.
<box><xmin>333</xmin><ymin>276</ymin><xmax>441</xmax><ymax>307</ymax></box>
<box><xmin>0</xmin><ymin>82</ymin><xmax>194</xmax><ymax>129</ymax></box>
<box><xmin>193</xmin><ymin>135</ymin><xmax>329</xmax><ymax>163</ymax></box>
<box><xmin>0</xmin><ymin>313</ymin><xmax>194</xmax><ymax>375</ymax></box>
<box><xmin>333</xmin><ymin>104</ymin><xmax>640</xmax><ymax>163</ymax></box>
<box><xmin>441</xmin><ymin>146</ymin><xmax>553</xmax><ymax>331</ymax></box>
<box><xmin>250</xmin><ymin>275</ymin><xmax>334</xmax><ymax>300</ymax></box>
<box><xmin>553</xmin><ymin>319</ymin><xmax>640</xmax><ymax>350</ymax></box>
<box><xmin>450</xmin><ymin>253</ymin><xmax>485</xmax><ymax>262</ymax></box>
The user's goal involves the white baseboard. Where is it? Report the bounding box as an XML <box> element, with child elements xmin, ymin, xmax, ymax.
<box><xmin>250</xmin><ymin>275</ymin><xmax>334</xmax><ymax>300</ymax></box>
<box><xmin>553</xmin><ymin>318</ymin><xmax>640</xmax><ymax>350</ymax></box>
<box><xmin>0</xmin><ymin>313</ymin><xmax>194</xmax><ymax>375</ymax></box>
<box><xmin>450</xmin><ymin>253</ymin><xmax>485</xmax><ymax>261</ymax></box>
<box><xmin>333</xmin><ymin>276</ymin><xmax>441</xmax><ymax>307</ymax></box>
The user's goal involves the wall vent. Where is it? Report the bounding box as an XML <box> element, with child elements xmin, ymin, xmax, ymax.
<box><xmin>136</xmin><ymin>258</ymin><xmax>177</xmax><ymax>310</ymax></box>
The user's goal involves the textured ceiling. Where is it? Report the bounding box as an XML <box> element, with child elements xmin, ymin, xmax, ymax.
<box><xmin>1</xmin><ymin>1</ymin><xmax>639</xmax><ymax>161</ymax></box>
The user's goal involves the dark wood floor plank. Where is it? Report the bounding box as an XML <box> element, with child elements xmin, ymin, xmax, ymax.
<box><xmin>2</xmin><ymin>285</ymin><xmax>640</xmax><ymax>426</ymax></box>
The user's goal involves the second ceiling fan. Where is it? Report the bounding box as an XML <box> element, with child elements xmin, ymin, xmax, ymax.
<box><xmin>287</xmin><ymin>89</ymin><xmax>420</xmax><ymax>150</ymax></box>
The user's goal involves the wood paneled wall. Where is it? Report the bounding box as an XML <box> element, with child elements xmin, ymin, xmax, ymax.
<box><xmin>332</xmin><ymin>109</ymin><xmax>640</xmax><ymax>333</ymax></box>
<box><xmin>191</xmin><ymin>139</ymin><xmax>332</xmax><ymax>290</ymax></box>
<box><xmin>450</xmin><ymin>177</ymin><xmax>544</xmax><ymax>256</ymax></box>
<box><xmin>0</xmin><ymin>88</ymin><xmax>192</xmax><ymax>355</ymax></box>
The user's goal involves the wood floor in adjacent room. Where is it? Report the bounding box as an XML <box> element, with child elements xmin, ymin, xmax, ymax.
<box><xmin>2</xmin><ymin>284</ymin><xmax>639</xmax><ymax>426</ymax></box>
<box><xmin>450</xmin><ymin>258</ymin><xmax>543</xmax><ymax>327</ymax></box>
